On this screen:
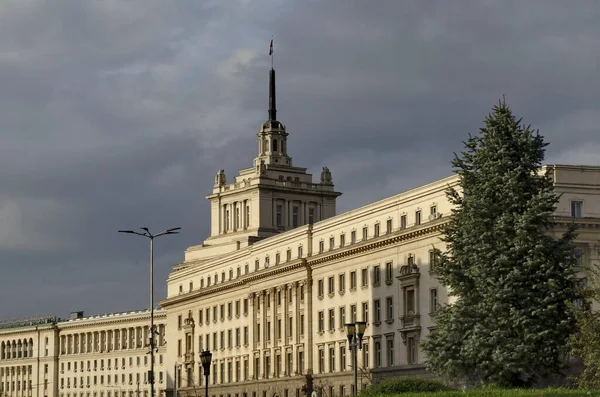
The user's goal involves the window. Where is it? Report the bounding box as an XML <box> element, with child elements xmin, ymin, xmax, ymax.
<box><xmin>374</xmin><ymin>223</ymin><xmax>380</xmax><ymax>237</ymax></box>
<box><xmin>385</xmin><ymin>262</ymin><xmax>393</xmax><ymax>283</ymax></box>
<box><xmin>300</xmin><ymin>314</ymin><xmax>305</xmax><ymax>335</ymax></box>
<box><xmin>308</xmin><ymin>208</ymin><xmax>315</xmax><ymax>224</ymax></box>
<box><xmin>350</xmin><ymin>271</ymin><xmax>357</xmax><ymax>290</ymax></box>
<box><xmin>235</xmin><ymin>300</ymin><xmax>240</xmax><ymax>316</ymax></box>
<box><xmin>362</xmin><ymin>227</ymin><xmax>368</xmax><ymax>241</ymax></box>
<box><xmin>318</xmin><ymin>279</ymin><xmax>324</xmax><ymax>298</ymax></box>
<box><xmin>407</xmin><ymin>337</ymin><xmax>417</xmax><ymax>364</ymax></box>
<box><xmin>318</xmin><ymin>311</ymin><xmax>324</xmax><ymax>333</ymax></box>
<box><xmin>373</xmin><ymin>265</ymin><xmax>381</xmax><ymax>286</ymax></box>
<box><xmin>340</xmin><ymin>346</ymin><xmax>346</xmax><ymax>371</ymax></box>
<box><xmin>373</xmin><ymin>299</ymin><xmax>381</xmax><ymax>323</ymax></box>
<box><xmin>292</xmin><ymin>206</ymin><xmax>299</xmax><ymax>228</ymax></box>
<box><xmin>386</xmin><ymin>219</ymin><xmax>392</xmax><ymax>234</ymax></box>
<box><xmin>400</xmin><ymin>215</ymin><xmax>407</xmax><ymax>229</ymax></box>
<box><xmin>362</xmin><ymin>302</ymin><xmax>368</xmax><ymax>322</ymax></box>
<box><xmin>243</xmin><ymin>298</ymin><xmax>248</xmax><ymax>315</ymax></box>
<box><xmin>339</xmin><ymin>273</ymin><xmax>345</xmax><ymax>293</ymax></box>
<box><xmin>319</xmin><ymin>241</ymin><xmax>324</xmax><ymax>254</ymax></box>
<box><xmin>298</xmin><ymin>246</ymin><xmax>303</xmax><ymax>258</ymax></box>
<box><xmin>265</xmin><ymin>256</ymin><xmax>270</xmax><ymax>268</ymax></box>
<box><xmin>386</xmin><ymin>297</ymin><xmax>393</xmax><ymax>321</ymax></box>
<box><xmin>405</xmin><ymin>289</ymin><xmax>415</xmax><ymax>316</ymax></box>
<box><xmin>351</xmin><ymin>230</ymin><xmax>356</xmax><ymax>244</ymax></box>
<box><xmin>340</xmin><ymin>234</ymin><xmax>345</xmax><ymax>247</ymax></box>
<box><xmin>273</xmin><ymin>139</ymin><xmax>278</xmax><ymax>152</ymax></box>
<box><xmin>574</xmin><ymin>250</ymin><xmax>584</xmax><ymax>267</ymax></box>
<box><xmin>350</xmin><ymin>304</ymin><xmax>357</xmax><ymax>323</ymax></box>
<box><xmin>362</xmin><ymin>344</ymin><xmax>369</xmax><ymax>368</ymax></box>
<box><xmin>328</xmin><ymin>276</ymin><xmax>334</xmax><ymax>295</ymax></box>
<box><xmin>276</xmin><ymin>204</ymin><xmax>283</xmax><ymax>227</ymax></box>
<box><xmin>254</xmin><ymin>260</ymin><xmax>259</xmax><ymax>271</ymax></box>
<box><xmin>571</xmin><ymin>201</ymin><xmax>583</xmax><ymax>217</ymax></box>
<box><xmin>430</xmin><ymin>205</ymin><xmax>437</xmax><ymax>217</ymax></box>
<box><xmin>429</xmin><ymin>250</ymin><xmax>438</xmax><ymax>272</ymax></box>
<box><xmin>286</xmin><ymin>249</ymin><xmax>292</xmax><ymax>261</ymax></box>
<box><xmin>328</xmin><ymin>309</ymin><xmax>335</xmax><ymax>331</ymax></box>
<box><xmin>178</xmin><ymin>315</ymin><xmax>182</xmax><ymax>329</ymax></box>
<box><xmin>430</xmin><ymin>288</ymin><xmax>438</xmax><ymax>313</ymax></box>
<box><xmin>198</xmin><ymin>309</ymin><xmax>203</xmax><ymax>324</ymax></box>
<box><xmin>374</xmin><ymin>340</ymin><xmax>381</xmax><ymax>368</ymax></box>
<box><xmin>415</xmin><ymin>210</ymin><xmax>421</xmax><ymax>225</ymax></box>
<box><xmin>328</xmin><ymin>347</ymin><xmax>335</xmax><ymax>372</ymax></box>
<box><xmin>243</xmin><ymin>326</ymin><xmax>248</xmax><ymax>345</ymax></box>
<box><xmin>386</xmin><ymin>339</ymin><xmax>394</xmax><ymax>366</ymax></box>
<box><xmin>329</xmin><ymin>237</ymin><xmax>335</xmax><ymax>250</ymax></box>
<box><xmin>339</xmin><ymin>306</ymin><xmax>346</xmax><ymax>329</ymax></box>
<box><xmin>318</xmin><ymin>348</ymin><xmax>325</xmax><ymax>374</ymax></box>
<box><xmin>361</xmin><ymin>268</ymin><xmax>368</xmax><ymax>287</ymax></box>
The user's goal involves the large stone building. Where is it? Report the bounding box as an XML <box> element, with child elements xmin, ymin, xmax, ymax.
<box><xmin>159</xmin><ymin>66</ymin><xmax>600</xmax><ymax>397</ymax></box>
<box><xmin>1</xmin><ymin>65</ymin><xmax>600</xmax><ymax>397</ymax></box>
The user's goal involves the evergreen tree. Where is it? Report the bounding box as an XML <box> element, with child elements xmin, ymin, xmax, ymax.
<box><xmin>421</xmin><ymin>99</ymin><xmax>579</xmax><ymax>387</ymax></box>
<box><xmin>569</xmin><ymin>263</ymin><xmax>600</xmax><ymax>388</ymax></box>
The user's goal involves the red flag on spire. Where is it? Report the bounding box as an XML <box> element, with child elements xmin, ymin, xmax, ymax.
<box><xmin>269</xmin><ymin>39</ymin><xmax>273</xmax><ymax>56</ymax></box>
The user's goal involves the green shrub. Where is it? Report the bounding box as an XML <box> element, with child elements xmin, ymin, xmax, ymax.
<box><xmin>360</xmin><ymin>377</ymin><xmax>451</xmax><ymax>395</ymax></box>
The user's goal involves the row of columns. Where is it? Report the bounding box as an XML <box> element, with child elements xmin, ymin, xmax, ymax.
<box><xmin>222</xmin><ymin>200</ymin><xmax>250</xmax><ymax>233</ymax></box>
<box><xmin>272</xmin><ymin>200</ymin><xmax>320</xmax><ymax>229</ymax></box>
<box><xmin>246</xmin><ymin>280</ymin><xmax>309</xmax><ymax>379</ymax></box>
<box><xmin>60</xmin><ymin>325</ymin><xmax>165</xmax><ymax>355</ymax></box>
<box><xmin>0</xmin><ymin>340</ymin><xmax>34</xmax><ymax>360</ymax></box>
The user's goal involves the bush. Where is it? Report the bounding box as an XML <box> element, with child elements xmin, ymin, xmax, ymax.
<box><xmin>360</xmin><ymin>377</ymin><xmax>451</xmax><ymax>395</ymax></box>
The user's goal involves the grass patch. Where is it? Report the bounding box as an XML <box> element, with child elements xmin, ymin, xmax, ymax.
<box><xmin>362</xmin><ymin>388</ymin><xmax>600</xmax><ymax>397</ymax></box>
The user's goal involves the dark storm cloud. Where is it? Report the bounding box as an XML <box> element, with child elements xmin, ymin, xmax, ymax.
<box><xmin>0</xmin><ymin>0</ymin><xmax>598</xmax><ymax>318</ymax></box>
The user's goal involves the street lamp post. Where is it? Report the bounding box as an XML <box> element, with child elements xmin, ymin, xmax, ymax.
<box><xmin>199</xmin><ymin>350</ymin><xmax>212</xmax><ymax>397</ymax></box>
<box><xmin>345</xmin><ymin>321</ymin><xmax>367</xmax><ymax>396</ymax></box>
<box><xmin>119</xmin><ymin>227</ymin><xmax>181</xmax><ymax>397</ymax></box>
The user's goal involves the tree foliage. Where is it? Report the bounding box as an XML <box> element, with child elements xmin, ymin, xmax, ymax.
<box><xmin>569</xmin><ymin>262</ymin><xmax>600</xmax><ymax>388</ymax></box>
<box><xmin>421</xmin><ymin>99</ymin><xmax>579</xmax><ymax>387</ymax></box>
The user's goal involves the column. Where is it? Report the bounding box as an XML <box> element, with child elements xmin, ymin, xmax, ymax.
<box><xmin>283</xmin><ymin>285</ymin><xmax>289</xmax><ymax>342</ymax></box>
<box><xmin>306</xmin><ymin>278</ymin><xmax>314</xmax><ymax>374</ymax></box>
<box><xmin>261</xmin><ymin>292</ymin><xmax>267</xmax><ymax>351</ymax></box>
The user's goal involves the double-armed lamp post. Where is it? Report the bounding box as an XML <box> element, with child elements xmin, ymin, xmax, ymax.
<box><xmin>118</xmin><ymin>227</ymin><xmax>181</xmax><ymax>397</ymax></box>
<box><xmin>345</xmin><ymin>321</ymin><xmax>367</xmax><ymax>396</ymax></box>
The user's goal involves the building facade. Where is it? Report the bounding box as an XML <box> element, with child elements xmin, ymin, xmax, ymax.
<box><xmin>159</xmin><ymin>66</ymin><xmax>600</xmax><ymax>397</ymax></box>
<box><xmin>2</xmin><ymin>66</ymin><xmax>600</xmax><ymax>397</ymax></box>
<box><xmin>0</xmin><ymin>311</ymin><xmax>168</xmax><ymax>397</ymax></box>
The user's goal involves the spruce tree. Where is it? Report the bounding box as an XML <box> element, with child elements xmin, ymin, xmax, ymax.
<box><xmin>421</xmin><ymin>99</ymin><xmax>579</xmax><ymax>387</ymax></box>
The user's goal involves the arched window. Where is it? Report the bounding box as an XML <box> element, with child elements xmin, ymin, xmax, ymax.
<box><xmin>273</xmin><ymin>139</ymin><xmax>278</xmax><ymax>152</ymax></box>
<box><xmin>29</xmin><ymin>339</ymin><xmax>33</xmax><ymax>357</ymax></box>
<box><xmin>23</xmin><ymin>340</ymin><xmax>28</xmax><ymax>358</ymax></box>
<box><xmin>265</xmin><ymin>139</ymin><xmax>270</xmax><ymax>152</ymax></box>
<box><xmin>1</xmin><ymin>341</ymin><xmax>5</xmax><ymax>359</ymax></box>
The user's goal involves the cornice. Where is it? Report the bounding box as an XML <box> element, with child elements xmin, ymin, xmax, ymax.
<box><xmin>161</xmin><ymin>220</ymin><xmax>449</xmax><ymax>308</ymax></box>
<box><xmin>309</xmin><ymin>220</ymin><xmax>447</xmax><ymax>267</ymax></box>
<box><xmin>160</xmin><ymin>260</ymin><xmax>308</xmax><ymax>308</ymax></box>
<box><xmin>59</xmin><ymin>313</ymin><xmax>167</xmax><ymax>331</ymax></box>
<box><xmin>553</xmin><ymin>216</ymin><xmax>600</xmax><ymax>228</ymax></box>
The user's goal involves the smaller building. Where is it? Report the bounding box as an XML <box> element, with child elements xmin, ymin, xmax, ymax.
<box><xmin>0</xmin><ymin>310</ymin><xmax>168</xmax><ymax>397</ymax></box>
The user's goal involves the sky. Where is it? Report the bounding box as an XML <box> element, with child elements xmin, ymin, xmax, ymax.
<box><xmin>0</xmin><ymin>0</ymin><xmax>599</xmax><ymax>320</ymax></box>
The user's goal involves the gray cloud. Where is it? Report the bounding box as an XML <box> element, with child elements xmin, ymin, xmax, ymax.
<box><xmin>0</xmin><ymin>0</ymin><xmax>598</xmax><ymax>319</ymax></box>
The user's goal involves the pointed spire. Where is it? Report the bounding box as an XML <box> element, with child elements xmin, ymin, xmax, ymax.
<box><xmin>268</xmin><ymin>68</ymin><xmax>277</xmax><ymax>121</ymax></box>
